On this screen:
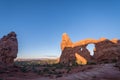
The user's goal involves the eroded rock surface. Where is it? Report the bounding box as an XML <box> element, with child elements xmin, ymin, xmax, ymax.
<box><xmin>0</xmin><ymin>32</ymin><xmax>18</xmax><ymax>67</ymax></box>
<box><xmin>59</xmin><ymin>33</ymin><xmax>120</xmax><ymax>65</ymax></box>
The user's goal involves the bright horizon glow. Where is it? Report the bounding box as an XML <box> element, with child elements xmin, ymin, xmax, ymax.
<box><xmin>0</xmin><ymin>0</ymin><xmax>120</xmax><ymax>58</ymax></box>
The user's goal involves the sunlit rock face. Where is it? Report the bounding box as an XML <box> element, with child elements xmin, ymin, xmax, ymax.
<box><xmin>75</xmin><ymin>53</ymin><xmax>87</xmax><ymax>65</ymax></box>
<box><xmin>0</xmin><ymin>32</ymin><xmax>18</xmax><ymax>67</ymax></box>
<box><xmin>61</xmin><ymin>33</ymin><xmax>73</xmax><ymax>51</ymax></box>
<box><xmin>59</xmin><ymin>33</ymin><xmax>120</xmax><ymax>65</ymax></box>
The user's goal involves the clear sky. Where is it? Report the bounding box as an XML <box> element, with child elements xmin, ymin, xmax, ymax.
<box><xmin>0</xmin><ymin>0</ymin><xmax>120</xmax><ymax>58</ymax></box>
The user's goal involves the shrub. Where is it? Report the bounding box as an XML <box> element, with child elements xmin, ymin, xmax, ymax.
<box><xmin>54</xmin><ymin>64</ymin><xmax>64</xmax><ymax>69</ymax></box>
<box><xmin>111</xmin><ymin>59</ymin><xmax>117</xmax><ymax>63</ymax></box>
<box><xmin>37</xmin><ymin>70</ymin><xmax>42</xmax><ymax>75</ymax></box>
<box><xmin>32</xmin><ymin>66</ymin><xmax>38</xmax><ymax>73</ymax></box>
<box><xmin>67</xmin><ymin>67</ymin><xmax>71</xmax><ymax>73</ymax></box>
<box><xmin>20</xmin><ymin>66</ymin><xmax>28</xmax><ymax>72</ymax></box>
<box><xmin>87</xmin><ymin>61</ymin><xmax>96</xmax><ymax>65</ymax></box>
<box><xmin>43</xmin><ymin>68</ymin><xmax>49</xmax><ymax>72</ymax></box>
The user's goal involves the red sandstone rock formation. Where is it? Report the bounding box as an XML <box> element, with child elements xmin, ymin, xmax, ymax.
<box><xmin>0</xmin><ymin>32</ymin><xmax>18</xmax><ymax>67</ymax></box>
<box><xmin>75</xmin><ymin>53</ymin><xmax>87</xmax><ymax>65</ymax></box>
<box><xmin>94</xmin><ymin>38</ymin><xmax>120</xmax><ymax>63</ymax></box>
<box><xmin>60</xmin><ymin>47</ymin><xmax>76</xmax><ymax>66</ymax></box>
<box><xmin>61</xmin><ymin>33</ymin><xmax>73</xmax><ymax>50</ymax></box>
<box><xmin>60</xmin><ymin>33</ymin><xmax>91</xmax><ymax>66</ymax></box>
<box><xmin>59</xmin><ymin>33</ymin><xmax>120</xmax><ymax>65</ymax></box>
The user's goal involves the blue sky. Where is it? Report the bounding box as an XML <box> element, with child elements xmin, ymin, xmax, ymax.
<box><xmin>0</xmin><ymin>0</ymin><xmax>120</xmax><ymax>58</ymax></box>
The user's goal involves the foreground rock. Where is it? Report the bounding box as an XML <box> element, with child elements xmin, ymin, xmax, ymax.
<box><xmin>0</xmin><ymin>32</ymin><xmax>18</xmax><ymax>67</ymax></box>
<box><xmin>56</xmin><ymin>64</ymin><xmax>120</xmax><ymax>80</ymax></box>
<box><xmin>60</xmin><ymin>33</ymin><xmax>120</xmax><ymax>66</ymax></box>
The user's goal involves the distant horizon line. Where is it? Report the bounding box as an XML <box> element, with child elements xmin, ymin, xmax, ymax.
<box><xmin>16</xmin><ymin>56</ymin><xmax>59</xmax><ymax>59</ymax></box>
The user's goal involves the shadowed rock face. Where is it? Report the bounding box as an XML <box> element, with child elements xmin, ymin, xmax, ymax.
<box><xmin>59</xmin><ymin>33</ymin><xmax>120</xmax><ymax>66</ymax></box>
<box><xmin>94</xmin><ymin>39</ymin><xmax>120</xmax><ymax>62</ymax></box>
<box><xmin>0</xmin><ymin>32</ymin><xmax>18</xmax><ymax>67</ymax></box>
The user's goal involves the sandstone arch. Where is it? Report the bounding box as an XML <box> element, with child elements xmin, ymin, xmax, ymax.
<box><xmin>59</xmin><ymin>33</ymin><xmax>120</xmax><ymax>66</ymax></box>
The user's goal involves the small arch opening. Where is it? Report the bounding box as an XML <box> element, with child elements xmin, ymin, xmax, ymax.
<box><xmin>87</xmin><ymin>44</ymin><xmax>95</xmax><ymax>56</ymax></box>
<box><xmin>80</xmin><ymin>48</ymin><xmax>83</xmax><ymax>51</ymax></box>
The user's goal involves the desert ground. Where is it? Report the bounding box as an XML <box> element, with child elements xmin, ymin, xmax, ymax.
<box><xmin>0</xmin><ymin>59</ymin><xmax>120</xmax><ymax>80</ymax></box>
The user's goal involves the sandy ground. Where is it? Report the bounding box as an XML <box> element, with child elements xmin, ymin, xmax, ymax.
<box><xmin>1</xmin><ymin>63</ymin><xmax>120</xmax><ymax>80</ymax></box>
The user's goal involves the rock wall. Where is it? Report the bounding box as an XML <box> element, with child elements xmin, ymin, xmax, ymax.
<box><xmin>59</xmin><ymin>33</ymin><xmax>120</xmax><ymax>65</ymax></box>
<box><xmin>0</xmin><ymin>32</ymin><xmax>18</xmax><ymax>67</ymax></box>
<box><xmin>94</xmin><ymin>38</ymin><xmax>120</xmax><ymax>63</ymax></box>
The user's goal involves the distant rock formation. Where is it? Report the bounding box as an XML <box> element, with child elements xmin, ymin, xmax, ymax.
<box><xmin>0</xmin><ymin>32</ymin><xmax>18</xmax><ymax>67</ymax></box>
<box><xmin>59</xmin><ymin>33</ymin><xmax>120</xmax><ymax>66</ymax></box>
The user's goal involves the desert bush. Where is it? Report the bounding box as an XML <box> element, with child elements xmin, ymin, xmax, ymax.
<box><xmin>87</xmin><ymin>61</ymin><xmax>96</xmax><ymax>65</ymax></box>
<box><xmin>72</xmin><ymin>62</ymin><xmax>79</xmax><ymax>66</ymax></box>
<box><xmin>20</xmin><ymin>66</ymin><xmax>28</xmax><ymax>72</ymax></box>
<box><xmin>67</xmin><ymin>67</ymin><xmax>71</xmax><ymax>73</ymax></box>
<box><xmin>32</xmin><ymin>66</ymin><xmax>37</xmax><ymax>73</ymax></box>
<box><xmin>92</xmin><ymin>75</ymin><xmax>97</xmax><ymax>78</ymax></box>
<box><xmin>54</xmin><ymin>64</ymin><xmax>64</xmax><ymax>69</ymax></box>
<box><xmin>43</xmin><ymin>68</ymin><xmax>49</xmax><ymax>72</ymax></box>
<box><xmin>111</xmin><ymin>59</ymin><xmax>117</xmax><ymax>63</ymax></box>
<box><xmin>37</xmin><ymin>70</ymin><xmax>42</xmax><ymax>75</ymax></box>
<box><xmin>56</xmin><ymin>74</ymin><xmax>62</xmax><ymax>78</ymax></box>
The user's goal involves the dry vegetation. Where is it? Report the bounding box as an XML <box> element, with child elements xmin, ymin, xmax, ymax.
<box><xmin>13</xmin><ymin>59</ymin><xmax>95</xmax><ymax>78</ymax></box>
<box><xmin>0</xmin><ymin>59</ymin><xmax>120</xmax><ymax>80</ymax></box>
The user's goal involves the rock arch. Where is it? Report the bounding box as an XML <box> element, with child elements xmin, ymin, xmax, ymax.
<box><xmin>59</xmin><ymin>33</ymin><xmax>120</xmax><ymax>66</ymax></box>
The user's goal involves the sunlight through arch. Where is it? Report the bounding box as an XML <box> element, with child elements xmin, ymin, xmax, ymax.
<box><xmin>87</xmin><ymin>44</ymin><xmax>95</xmax><ymax>56</ymax></box>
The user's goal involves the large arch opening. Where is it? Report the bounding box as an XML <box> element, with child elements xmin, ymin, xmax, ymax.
<box><xmin>86</xmin><ymin>44</ymin><xmax>95</xmax><ymax>56</ymax></box>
